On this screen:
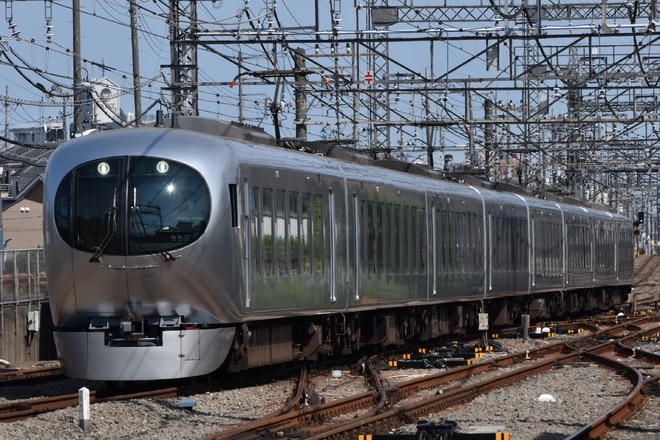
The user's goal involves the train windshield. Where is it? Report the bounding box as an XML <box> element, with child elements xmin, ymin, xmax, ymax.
<box><xmin>54</xmin><ymin>156</ymin><xmax>210</xmax><ymax>257</ymax></box>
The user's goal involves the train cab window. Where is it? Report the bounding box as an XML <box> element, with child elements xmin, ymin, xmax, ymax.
<box><xmin>66</xmin><ymin>157</ymin><xmax>125</xmax><ymax>255</ymax></box>
<box><xmin>127</xmin><ymin>157</ymin><xmax>210</xmax><ymax>255</ymax></box>
<box><xmin>54</xmin><ymin>156</ymin><xmax>211</xmax><ymax>256</ymax></box>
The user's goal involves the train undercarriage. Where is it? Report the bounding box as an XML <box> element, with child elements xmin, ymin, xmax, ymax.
<box><xmin>226</xmin><ymin>286</ymin><xmax>631</xmax><ymax>372</ymax></box>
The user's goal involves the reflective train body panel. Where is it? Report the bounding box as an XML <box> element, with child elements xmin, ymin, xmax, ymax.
<box><xmin>44</xmin><ymin>117</ymin><xmax>634</xmax><ymax>381</ymax></box>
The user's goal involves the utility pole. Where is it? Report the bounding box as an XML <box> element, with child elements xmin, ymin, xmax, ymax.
<box><xmin>72</xmin><ymin>0</ymin><xmax>83</xmax><ymax>137</ymax></box>
<box><xmin>3</xmin><ymin>86</ymin><xmax>8</xmax><ymax>150</ymax></box>
<box><xmin>293</xmin><ymin>48</ymin><xmax>308</xmax><ymax>141</ymax></box>
<box><xmin>129</xmin><ymin>0</ymin><xmax>142</xmax><ymax>126</ymax></box>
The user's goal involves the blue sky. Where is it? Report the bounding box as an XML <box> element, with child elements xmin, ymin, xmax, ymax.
<box><xmin>2</xmin><ymin>2</ymin><xmax>339</xmax><ymax>132</ymax></box>
<box><xmin>2</xmin><ymin>1</ymin><xmax>657</xmax><ymax>172</ymax></box>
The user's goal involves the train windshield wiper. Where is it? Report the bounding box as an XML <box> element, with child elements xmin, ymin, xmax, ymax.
<box><xmin>89</xmin><ymin>190</ymin><xmax>118</xmax><ymax>263</ymax></box>
<box><xmin>130</xmin><ymin>206</ymin><xmax>176</xmax><ymax>262</ymax></box>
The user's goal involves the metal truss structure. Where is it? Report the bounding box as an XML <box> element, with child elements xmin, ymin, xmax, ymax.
<box><xmin>4</xmin><ymin>1</ymin><xmax>659</xmax><ymax>242</ymax></box>
<box><xmin>164</xmin><ymin>1</ymin><xmax>660</xmax><ymax>232</ymax></box>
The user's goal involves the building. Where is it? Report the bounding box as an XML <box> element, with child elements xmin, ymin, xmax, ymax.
<box><xmin>1</xmin><ymin>176</ymin><xmax>44</xmax><ymax>250</ymax></box>
<box><xmin>10</xmin><ymin>121</ymin><xmax>66</xmax><ymax>146</ymax></box>
<box><xmin>0</xmin><ymin>76</ymin><xmax>141</xmax><ymax>251</ymax></box>
<box><xmin>79</xmin><ymin>76</ymin><xmax>132</xmax><ymax>132</ymax></box>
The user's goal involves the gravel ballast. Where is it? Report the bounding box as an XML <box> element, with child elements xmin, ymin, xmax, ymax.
<box><xmin>3</xmin><ymin>336</ymin><xmax>649</xmax><ymax>439</ymax></box>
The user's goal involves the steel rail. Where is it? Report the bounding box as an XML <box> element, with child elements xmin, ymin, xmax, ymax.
<box><xmin>204</xmin><ymin>316</ymin><xmax>660</xmax><ymax>439</ymax></box>
<box><xmin>0</xmin><ymin>366</ymin><xmax>64</xmax><ymax>384</ymax></box>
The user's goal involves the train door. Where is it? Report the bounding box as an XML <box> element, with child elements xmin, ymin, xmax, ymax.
<box><xmin>564</xmin><ymin>207</ymin><xmax>593</xmax><ymax>288</ymax></box>
<box><xmin>241</xmin><ymin>167</ymin><xmax>339</xmax><ymax>312</ymax></box>
<box><xmin>485</xmin><ymin>196</ymin><xmax>529</xmax><ymax>296</ymax></box>
<box><xmin>433</xmin><ymin>193</ymin><xmax>484</xmax><ymax>300</ymax></box>
<box><xmin>528</xmin><ymin>202</ymin><xmax>564</xmax><ymax>292</ymax></box>
<box><xmin>351</xmin><ymin>190</ymin><xmax>360</xmax><ymax>303</ymax></box>
<box><xmin>241</xmin><ymin>179</ymin><xmax>252</xmax><ymax>308</ymax></box>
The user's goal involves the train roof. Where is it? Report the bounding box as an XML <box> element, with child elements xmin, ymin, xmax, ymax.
<box><xmin>152</xmin><ymin>115</ymin><xmax>618</xmax><ymax>216</ymax></box>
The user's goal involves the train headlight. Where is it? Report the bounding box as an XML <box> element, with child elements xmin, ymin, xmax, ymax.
<box><xmin>156</xmin><ymin>160</ymin><xmax>169</xmax><ymax>174</ymax></box>
<box><xmin>97</xmin><ymin>162</ymin><xmax>111</xmax><ymax>175</ymax></box>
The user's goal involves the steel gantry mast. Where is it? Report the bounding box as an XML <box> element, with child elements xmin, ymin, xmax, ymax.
<box><xmin>164</xmin><ymin>1</ymin><xmax>660</xmax><ymax>230</ymax></box>
<box><xmin>363</xmin><ymin>1</ymin><xmax>393</xmax><ymax>157</ymax></box>
<box><xmin>166</xmin><ymin>0</ymin><xmax>198</xmax><ymax>116</ymax></box>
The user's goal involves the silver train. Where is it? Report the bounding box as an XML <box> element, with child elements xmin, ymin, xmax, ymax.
<box><xmin>44</xmin><ymin>116</ymin><xmax>634</xmax><ymax>381</ymax></box>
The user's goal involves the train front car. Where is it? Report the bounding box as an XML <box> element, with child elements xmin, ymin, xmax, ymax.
<box><xmin>44</xmin><ymin>127</ymin><xmax>240</xmax><ymax>381</ymax></box>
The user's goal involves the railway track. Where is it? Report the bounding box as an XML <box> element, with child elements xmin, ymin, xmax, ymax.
<box><xmin>0</xmin><ymin>382</ymin><xmax>195</xmax><ymax>422</ymax></box>
<box><xmin>0</xmin><ymin>365</ymin><xmax>64</xmax><ymax>384</ymax></box>
<box><xmin>201</xmin><ymin>316</ymin><xmax>660</xmax><ymax>440</ymax></box>
<box><xmin>0</xmin><ymin>362</ymin><xmax>300</xmax><ymax>423</ymax></box>
<box><xmin>3</xmin><ymin>314</ymin><xmax>659</xmax><ymax>438</ymax></box>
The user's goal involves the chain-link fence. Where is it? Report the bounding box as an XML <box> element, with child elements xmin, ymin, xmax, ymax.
<box><xmin>0</xmin><ymin>248</ymin><xmax>52</xmax><ymax>363</ymax></box>
<box><xmin>0</xmin><ymin>248</ymin><xmax>47</xmax><ymax>305</ymax></box>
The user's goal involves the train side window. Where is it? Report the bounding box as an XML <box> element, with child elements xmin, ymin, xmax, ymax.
<box><xmin>448</xmin><ymin>211</ymin><xmax>458</xmax><ymax>274</ymax></box>
<box><xmin>54</xmin><ymin>173</ymin><xmax>72</xmax><ymax>245</ymax></box>
<box><xmin>462</xmin><ymin>212</ymin><xmax>469</xmax><ymax>273</ymax></box>
<box><xmin>568</xmin><ymin>225</ymin><xmax>575</xmax><ymax>270</ymax></box>
<box><xmin>369</xmin><ymin>201</ymin><xmax>378</xmax><ymax>276</ymax></box>
<box><xmin>580</xmin><ymin>224</ymin><xmax>588</xmax><ymax>271</ymax></box>
<box><xmin>466</xmin><ymin>212</ymin><xmax>473</xmax><ymax>272</ymax></box>
<box><xmin>251</xmin><ymin>187</ymin><xmax>263</xmax><ymax>276</ymax></box>
<box><xmin>451</xmin><ymin>211</ymin><xmax>459</xmax><ymax>274</ymax></box>
<box><xmin>438</xmin><ymin>206</ymin><xmax>447</xmax><ymax>274</ymax></box>
<box><xmin>276</xmin><ymin>189</ymin><xmax>287</xmax><ymax>276</ymax></box>
<box><xmin>517</xmin><ymin>219</ymin><xmax>525</xmax><ymax>273</ymax></box>
<box><xmin>375</xmin><ymin>202</ymin><xmax>383</xmax><ymax>275</ymax></box>
<box><xmin>361</xmin><ymin>200</ymin><xmax>376</xmax><ymax>276</ymax></box>
<box><xmin>418</xmin><ymin>207</ymin><xmax>426</xmax><ymax>275</ymax></box>
<box><xmin>412</xmin><ymin>206</ymin><xmax>419</xmax><ymax>275</ymax></box>
<box><xmin>504</xmin><ymin>217</ymin><xmax>511</xmax><ymax>272</ymax></box>
<box><xmin>262</xmin><ymin>188</ymin><xmax>273</xmax><ymax>276</ymax></box>
<box><xmin>572</xmin><ymin>224</ymin><xmax>581</xmax><ymax>271</ymax></box>
<box><xmin>289</xmin><ymin>191</ymin><xmax>300</xmax><ymax>275</ymax></box>
<box><xmin>585</xmin><ymin>225</ymin><xmax>591</xmax><ymax>270</ymax></box>
<box><xmin>567</xmin><ymin>225</ymin><xmax>573</xmax><ymax>269</ymax></box>
<box><xmin>229</xmin><ymin>184</ymin><xmax>238</xmax><ymax>228</ymax></box>
<box><xmin>403</xmin><ymin>205</ymin><xmax>411</xmax><ymax>275</ymax></box>
<box><xmin>475</xmin><ymin>212</ymin><xmax>483</xmax><ymax>272</ymax></box>
<box><xmin>312</xmin><ymin>194</ymin><xmax>324</xmax><ymax>276</ymax></box>
<box><xmin>359</xmin><ymin>200</ymin><xmax>367</xmax><ymax>274</ymax></box>
<box><xmin>452</xmin><ymin>212</ymin><xmax>460</xmax><ymax>273</ymax></box>
<box><xmin>393</xmin><ymin>205</ymin><xmax>402</xmax><ymax>275</ymax></box>
<box><xmin>492</xmin><ymin>216</ymin><xmax>501</xmax><ymax>272</ymax></box>
<box><xmin>383</xmin><ymin>203</ymin><xmax>392</xmax><ymax>274</ymax></box>
<box><xmin>571</xmin><ymin>224</ymin><xmax>579</xmax><ymax>271</ymax></box>
<box><xmin>302</xmin><ymin>193</ymin><xmax>312</xmax><ymax>275</ymax></box>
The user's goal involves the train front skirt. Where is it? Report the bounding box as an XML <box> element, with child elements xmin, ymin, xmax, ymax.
<box><xmin>52</xmin><ymin>327</ymin><xmax>235</xmax><ymax>381</ymax></box>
